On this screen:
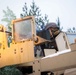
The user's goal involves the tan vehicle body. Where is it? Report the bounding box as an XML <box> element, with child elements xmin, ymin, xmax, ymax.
<box><xmin>0</xmin><ymin>16</ymin><xmax>76</xmax><ymax>75</ymax></box>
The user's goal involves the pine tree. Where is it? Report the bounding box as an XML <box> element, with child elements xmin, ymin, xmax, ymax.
<box><xmin>1</xmin><ymin>7</ymin><xmax>16</xmax><ymax>31</ymax></box>
<box><xmin>57</xmin><ymin>17</ymin><xmax>60</xmax><ymax>29</ymax></box>
<box><xmin>56</xmin><ymin>17</ymin><xmax>63</xmax><ymax>30</ymax></box>
<box><xmin>20</xmin><ymin>1</ymin><xmax>49</xmax><ymax>30</ymax></box>
<box><xmin>73</xmin><ymin>27</ymin><xmax>76</xmax><ymax>33</ymax></box>
<box><xmin>67</xmin><ymin>27</ymin><xmax>76</xmax><ymax>33</ymax></box>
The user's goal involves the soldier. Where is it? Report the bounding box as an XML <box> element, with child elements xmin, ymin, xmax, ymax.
<box><xmin>35</xmin><ymin>22</ymin><xmax>61</xmax><ymax>57</ymax></box>
<box><xmin>44</xmin><ymin>22</ymin><xmax>61</xmax><ymax>52</ymax></box>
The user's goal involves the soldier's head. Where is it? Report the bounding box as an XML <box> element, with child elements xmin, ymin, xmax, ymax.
<box><xmin>45</xmin><ymin>22</ymin><xmax>60</xmax><ymax>37</ymax></box>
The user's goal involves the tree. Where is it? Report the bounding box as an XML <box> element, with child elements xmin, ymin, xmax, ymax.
<box><xmin>20</xmin><ymin>1</ymin><xmax>49</xmax><ymax>30</ymax></box>
<box><xmin>57</xmin><ymin>17</ymin><xmax>60</xmax><ymax>29</ymax></box>
<box><xmin>1</xmin><ymin>7</ymin><xmax>16</xmax><ymax>46</ymax></box>
<box><xmin>1</xmin><ymin>7</ymin><xmax>16</xmax><ymax>31</ymax></box>
<box><xmin>67</xmin><ymin>27</ymin><xmax>76</xmax><ymax>33</ymax></box>
<box><xmin>56</xmin><ymin>17</ymin><xmax>63</xmax><ymax>30</ymax></box>
<box><xmin>0</xmin><ymin>66</ymin><xmax>23</xmax><ymax>75</ymax></box>
<box><xmin>73</xmin><ymin>27</ymin><xmax>76</xmax><ymax>33</ymax></box>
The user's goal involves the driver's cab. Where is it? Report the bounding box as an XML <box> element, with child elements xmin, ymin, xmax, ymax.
<box><xmin>11</xmin><ymin>16</ymin><xmax>36</xmax><ymax>42</ymax></box>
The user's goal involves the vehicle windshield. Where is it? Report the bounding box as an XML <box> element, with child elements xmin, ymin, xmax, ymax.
<box><xmin>14</xmin><ymin>19</ymin><xmax>32</xmax><ymax>41</ymax></box>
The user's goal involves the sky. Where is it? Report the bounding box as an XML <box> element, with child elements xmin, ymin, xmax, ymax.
<box><xmin>0</xmin><ymin>0</ymin><xmax>76</xmax><ymax>31</ymax></box>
